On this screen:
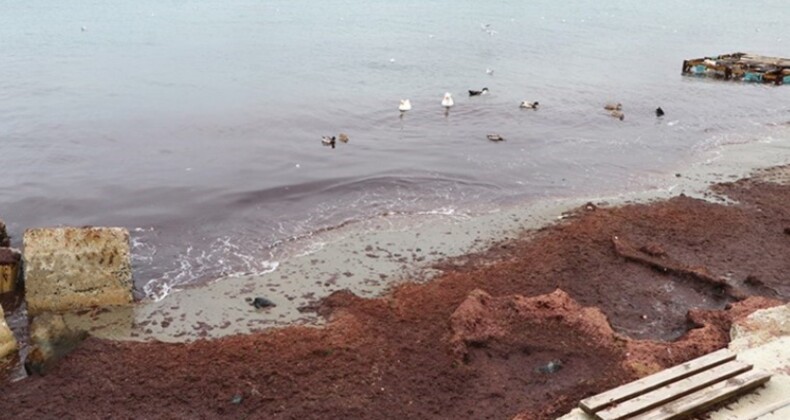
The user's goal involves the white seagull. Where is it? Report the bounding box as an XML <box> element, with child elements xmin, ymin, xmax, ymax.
<box><xmin>441</xmin><ymin>92</ymin><xmax>454</xmax><ymax>108</ymax></box>
<box><xmin>399</xmin><ymin>99</ymin><xmax>412</xmax><ymax>112</ymax></box>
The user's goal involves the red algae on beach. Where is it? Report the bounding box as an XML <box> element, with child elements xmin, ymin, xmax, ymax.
<box><xmin>1</xmin><ymin>166</ymin><xmax>789</xmax><ymax>419</ymax></box>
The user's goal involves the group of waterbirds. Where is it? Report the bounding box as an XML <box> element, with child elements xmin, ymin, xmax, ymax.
<box><xmin>603</xmin><ymin>103</ymin><xmax>666</xmax><ymax>121</ymax></box>
<box><xmin>397</xmin><ymin>89</ymin><xmax>539</xmax><ymax>118</ymax></box>
<box><xmin>321</xmin><ymin>133</ymin><xmax>349</xmax><ymax>149</ymax></box>
<box><xmin>323</xmin><ymin>89</ymin><xmax>666</xmax><ymax>147</ymax></box>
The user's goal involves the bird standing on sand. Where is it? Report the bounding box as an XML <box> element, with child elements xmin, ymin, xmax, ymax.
<box><xmin>321</xmin><ymin>136</ymin><xmax>336</xmax><ymax>149</ymax></box>
<box><xmin>656</xmin><ymin>107</ymin><xmax>665</xmax><ymax>117</ymax></box>
<box><xmin>520</xmin><ymin>101</ymin><xmax>539</xmax><ymax>109</ymax></box>
<box><xmin>604</xmin><ymin>102</ymin><xmax>622</xmax><ymax>111</ymax></box>
<box><xmin>442</xmin><ymin>93</ymin><xmax>454</xmax><ymax>108</ymax></box>
<box><xmin>399</xmin><ymin>99</ymin><xmax>412</xmax><ymax>113</ymax></box>
<box><xmin>469</xmin><ymin>87</ymin><xmax>489</xmax><ymax>96</ymax></box>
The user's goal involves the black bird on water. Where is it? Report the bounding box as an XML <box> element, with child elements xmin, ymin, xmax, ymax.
<box><xmin>656</xmin><ymin>107</ymin><xmax>665</xmax><ymax>117</ymax></box>
<box><xmin>469</xmin><ymin>87</ymin><xmax>489</xmax><ymax>96</ymax></box>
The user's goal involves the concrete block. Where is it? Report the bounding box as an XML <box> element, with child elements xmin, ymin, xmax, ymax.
<box><xmin>23</xmin><ymin>227</ymin><xmax>133</xmax><ymax>315</ymax></box>
<box><xmin>0</xmin><ymin>248</ymin><xmax>21</xmax><ymax>293</ymax></box>
<box><xmin>0</xmin><ymin>305</ymin><xmax>17</xmax><ymax>360</ymax></box>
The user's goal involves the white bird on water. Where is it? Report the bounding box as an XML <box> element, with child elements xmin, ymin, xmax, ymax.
<box><xmin>486</xmin><ymin>68</ymin><xmax>494</xmax><ymax>76</ymax></box>
<box><xmin>441</xmin><ymin>92</ymin><xmax>454</xmax><ymax>108</ymax></box>
<box><xmin>399</xmin><ymin>99</ymin><xmax>412</xmax><ymax>112</ymax></box>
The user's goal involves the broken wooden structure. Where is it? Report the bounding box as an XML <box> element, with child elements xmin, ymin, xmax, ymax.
<box><xmin>578</xmin><ymin>349</ymin><xmax>771</xmax><ymax>420</ymax></box>
<box><xmin>682</xmin><ymin>52</ymin><xmax>790</xmax><ymax>85</ymax></box>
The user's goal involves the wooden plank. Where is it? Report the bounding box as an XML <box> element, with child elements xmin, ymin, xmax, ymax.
<box><xmin>631</xmin><ymin>370</ymin><xmax>771</xmax><ymax>420</ymax></box>
<box><xmin>594</xmin><ymin>361</ymin><xmax>752</xmax><ymax>420</ymax></box>
<box><xmin>578</xmin><ymin>348</ymin><xmax>735</xmax><ymax>413</ymax></box>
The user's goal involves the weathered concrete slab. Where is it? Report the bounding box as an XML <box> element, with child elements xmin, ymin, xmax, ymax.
<box><xmin>0</xmin><ymin>248</ymin><xmax>22</xmax><ymax>294</ymax></box>
<box><xmin>23</xmin><ymin>227</ymin><xmax>133</xmax><ymax>315</ymax></box>
<box><xmin>0</xmin><ymin>305</ymin><xmax>17</xmax><ymax>360</ymax></box>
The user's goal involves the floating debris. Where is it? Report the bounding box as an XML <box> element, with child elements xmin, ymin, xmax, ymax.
<box><xmin>682</xmin><ymin>52</ymin><xmax>790</xmax><ymax>85</ymax></box>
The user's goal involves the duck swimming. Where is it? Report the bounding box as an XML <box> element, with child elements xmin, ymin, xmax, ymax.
<box><xmin>399</xmin><ymin>99</ymin><xmax>412</xmax><ymax>112</ymax></box>
<box><xmin>469</xmin><ymin>87</ymin><xmax>489</xmax><ymax>96</ymax></box>
<box><xmin>321</xmin><ymin>136</ymin><xmax>336</xmax><ymax>148</ymax></box>
<box><xmin>604</xmin><ymin>102</ymin><xmax>622</xmax><ymax>111</ymax></box>
<box><xmin>520</xmin><ymin>101</ymin><xmax>539</xmax><ymax>109</ymax></box>
<box><xmin>487</xmin><ymin>134</ymin><xmax>505</xmax><ymax>142</ymax></box>
<box><xmin>609</xmin><ymin>110</ymin><xmax>625</xmax><ymax>121</ymax></box>
<box><xmin>338</xmin><ymin>133</ymin><xmax>349</xmax><ymax>143</ymax></box>
<box><xmin>655</xmin><ymin>107</ymin><xmax>665</xmax><ymax>117</ymax></box>
<box><xmin>442</xmin><ymin>92</ymin><xmax>454</xmax><ymax>108</ymax></box>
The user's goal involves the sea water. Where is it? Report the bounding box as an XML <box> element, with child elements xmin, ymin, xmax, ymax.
<box><xmin>1</xmin><ymin>0</ymin><xmax>788</xmax><ymax>298</ymax></box>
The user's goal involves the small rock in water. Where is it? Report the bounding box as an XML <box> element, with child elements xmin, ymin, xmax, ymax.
<box><xmin>230</xmin><ymin>394</ymin><xmax>243</xmax><ymax>405</ymax></box>
<box><xmin>537</xmin><ymin>360</ymin><xmax>563</xmax><ymax>374</ymax></box>
<box><xmin>250</xmin><ymin>297</ymin><xmax>276</xmax><ymax>309</ymax></box>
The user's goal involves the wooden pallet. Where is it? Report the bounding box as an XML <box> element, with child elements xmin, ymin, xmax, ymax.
<box><xmin>579</xmin><ymin>349</ymin><xmax>771</xmax><ymax>420</ymax></box>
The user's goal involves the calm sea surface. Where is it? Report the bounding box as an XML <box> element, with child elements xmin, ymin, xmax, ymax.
<box><xmin>2</xmin><ymin>0</ymin><xmax>789</xmax><ymax>299</ymax></box>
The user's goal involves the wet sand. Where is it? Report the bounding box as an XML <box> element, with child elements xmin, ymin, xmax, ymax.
<box><xmin>1</xmin><ymin>161</ymin><xmax>789</xmax><ymax>418</ymax></box>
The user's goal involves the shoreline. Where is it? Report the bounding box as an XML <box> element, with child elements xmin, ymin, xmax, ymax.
<box><xmin>36</xmin><ymin>130</ymin><xmax>790</xmax><ymax>343</ymax></box>
<box><xmin>1</xmin><ymin>135</ymin><xmax>789</xmax><ymax>416</ymax></box>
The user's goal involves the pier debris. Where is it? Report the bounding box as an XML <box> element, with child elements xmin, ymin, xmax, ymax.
<box><xmin>682</xmin><ymin>52</ymin><xmax>790</xmax><ymax>85</ymax></box>
<box><xmin>23</xmin><ymin>227</ymin><xmax>134</xmax><ymax>315</ymax></box>
<box><xmin>0</xmin><ymin>248</ymin><xmax>21</xmax><ymax>294</ymax></box>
